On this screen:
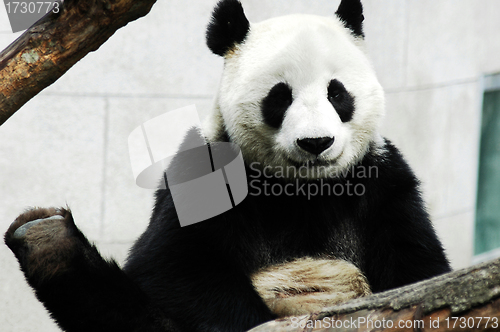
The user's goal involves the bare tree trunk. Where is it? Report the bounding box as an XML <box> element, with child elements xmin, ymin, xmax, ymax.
<box><xmin>250</xmin><ymin>257</ymin><xmax>500</xmax><ymax>332</ymax></box>
<box><xmin>0</xmin><ymin>0</ymin><xmax>157</xmax><ymax>126</ymax></box>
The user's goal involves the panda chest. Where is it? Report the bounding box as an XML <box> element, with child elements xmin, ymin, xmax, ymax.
<box><xmin>239</xmin><ymin>189</ymin><xmax>365</xmax><ymax>260</ymax></box>
<box><xmin>242</xmin><ymin>193</ymin><xmax>370</xmax><ymax>317</ymax></box>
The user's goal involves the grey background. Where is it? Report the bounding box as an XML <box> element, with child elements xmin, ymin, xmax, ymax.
<box><xmin>1</xmin><ymin>0</ymin><xmax>499</xmax><ymax>330</ymax></box>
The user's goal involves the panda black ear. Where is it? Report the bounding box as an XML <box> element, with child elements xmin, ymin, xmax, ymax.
<box><xmin>335</xmin><ymin>0</ymin><xmax>364</xmax><ymax>38</ymax></box>
<box><xmin>206</xmin><ymin>0</ymin><xmax>250</xmax><ymax>56</ymax></box>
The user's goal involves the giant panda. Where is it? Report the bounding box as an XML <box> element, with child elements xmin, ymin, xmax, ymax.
<box><xmin>4</xmin><ymin>0</ymin><xmax>451</xmax><ymax>331</ymax></box>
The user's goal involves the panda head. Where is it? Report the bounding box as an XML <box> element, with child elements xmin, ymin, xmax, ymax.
<box><xmin>204</xmin><ymin>0</ymin><xmax>385</xmax><ymax>179</ymax></box>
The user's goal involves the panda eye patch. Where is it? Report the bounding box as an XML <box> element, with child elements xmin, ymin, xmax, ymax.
<box><xmin>328</xmin><ymin>79</ymin><xmax>355</xmax><ymax>122</ymax></box>
<box><xmin>261</xmin><ymin>82</ymin><xmax>293</xmax><ymax>129</ymax></box>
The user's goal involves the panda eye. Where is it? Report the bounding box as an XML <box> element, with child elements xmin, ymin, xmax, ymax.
<box><xmin>327</xmin><ymin>79</ymin><xmax>355</xmax><ymax>123</ymax></box>
<box><xmin>261</xmin><ymin>82</ymin><xmax>293</xmax><ymax>128</ymax></box>
<box><xmin>327</xmin><ymin>80</ymin><xmax>346</xmax><ymax>102</ymax></box>
<box><xmin>328</xmin><ymin>91</ymin><xmax>343</xmax><ymax>103</ymax></box>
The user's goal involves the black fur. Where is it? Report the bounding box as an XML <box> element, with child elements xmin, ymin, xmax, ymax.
<box><xmin>5</xmin><ymin>138</ymin><xmax>451</xmax><ymax>332</ymax></box>
<box><xmin>4</xmin><ymin>208</ymin><xmax>180</xmax><ymax>332</ymax></box>
<box><xmin>328</xmin><ymin>79</ymin><xmax>355</xmax><ymax>122</ymax></box>
<box><xmin>206</xmin><ymin>0</ymin><xmax>250</xmax><ymax>56</ymax></box>
<box><xmin>261</xmin><ymin>82</ymin><xmax>293</xmax><ymax>128</ymax></box>
<box><xmin>335</xmin><ymin>0</ymin><xmax>365</xmax><ymax>38</ymax></box>
<box><xmin>124</xmin><ymin>139</ymin><xmax>451</xmax><ymax>331</ymax></box>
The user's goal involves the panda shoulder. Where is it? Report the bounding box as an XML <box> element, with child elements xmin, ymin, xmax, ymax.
<box><xmin>364</xmin><ymin>136</ymin><xmax>422</xmax><ymax>192</ymax></box>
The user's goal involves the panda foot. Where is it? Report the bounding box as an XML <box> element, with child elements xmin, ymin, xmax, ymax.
<box><xmin>5</xmin><ymin>207</ymin><xmax>80</xmax><ymax>279</ymax></box>
<box><xmin>252</xmin><ymin>257</ymin><xmax>371</xmax><ymax>317</ymax></box>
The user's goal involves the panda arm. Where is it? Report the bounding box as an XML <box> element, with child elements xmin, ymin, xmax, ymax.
<box><xmin>4</xmin><ymin>208</ymin><xmax>178</xmax><ymax>332</ymax></box>
<box><xmin>362</xmin><ymin>144</ymin><xmax>452</xmax><ymax>292</ymax></box>
<box><xmin>364</xmin><ymin>195</ymin><xmax>451</xmax><ymax>292</ymax></box>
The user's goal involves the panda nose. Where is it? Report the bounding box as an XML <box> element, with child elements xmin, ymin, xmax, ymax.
<box><xmin>296</xmin><ymin>137</ymin><xmax>335</xmax><ymax>155</ymax></box>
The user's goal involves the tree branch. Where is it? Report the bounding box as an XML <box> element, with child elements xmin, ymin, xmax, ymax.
<box><xmin>250</xmin><ymin>257</ymin><xmax>500</xmax><ymax>331</ymax></box>
<box><xmin>0</xmin><ymin>0</ymin><xmax>157</xmax><ymax>126</ymax></box>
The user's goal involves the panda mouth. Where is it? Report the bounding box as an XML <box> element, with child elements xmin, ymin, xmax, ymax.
<box><xmin>288</xmin><ymin>158</ymin><xmax>332</xmax><ymax>168</ymax></box>
<box><xmin>287</xmin><ymin>149</ymin><xmax>344</xmax><ymax>169</ymax></box>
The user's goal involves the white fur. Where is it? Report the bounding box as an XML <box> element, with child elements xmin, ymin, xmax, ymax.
<box><xmin>204</xmin><ymin>14</ymin><xmax>385</xmax><ymax>179</ymax></box>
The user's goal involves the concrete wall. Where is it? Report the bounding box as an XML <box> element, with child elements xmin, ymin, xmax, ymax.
<box><xmin>1</xmin><ymin>0</ymin><xmax>499</xmax><ymax>331</ymax></box>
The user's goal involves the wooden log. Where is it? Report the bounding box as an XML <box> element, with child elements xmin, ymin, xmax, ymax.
<box><xmin>0</xmin><ymin>0</ymin><xmax>157</xmax><ymax>125</ymax></box>
<box><xmin>249</xmin><ymin>257</ymin><xmax>500</xmax><ymax>331</ymax></box>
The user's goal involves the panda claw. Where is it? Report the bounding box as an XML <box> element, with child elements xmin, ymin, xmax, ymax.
<box><xmin>12</xmin><ymin>215</ymin><xmax>65</xmax><ymax>239</ymax></box>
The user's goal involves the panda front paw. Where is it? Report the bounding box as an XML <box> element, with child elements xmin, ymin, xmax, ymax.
<box><xmin>251</xmin><ymin>257</ymin><xmax>371</xmax><ymax>317</ymax></box>
<box><xmin>5</xmin><ymin>207</ymin><xmax>81</xmax><ymax>280</ymax></box>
